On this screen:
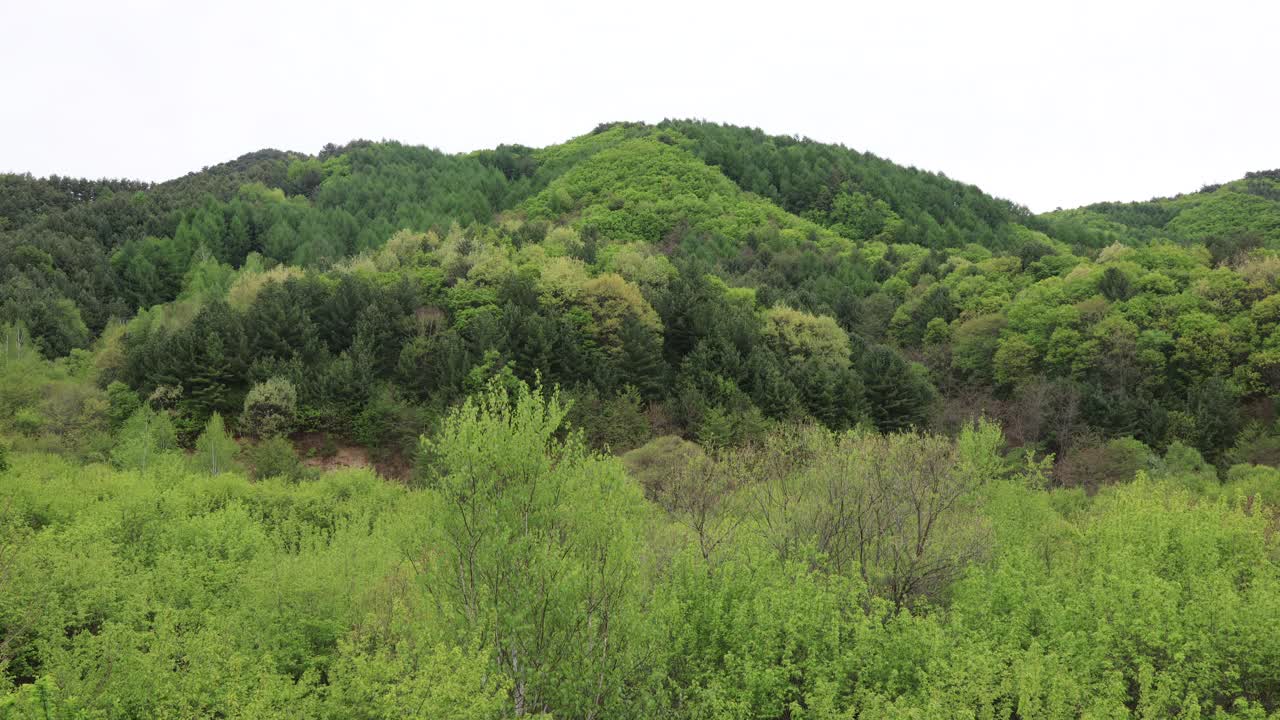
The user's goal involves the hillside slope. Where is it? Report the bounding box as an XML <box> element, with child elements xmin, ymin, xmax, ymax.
<box><xmin>4</xmin><ymin>122</ymin><xmax>1280</xmax><ymax>471</ymax></box>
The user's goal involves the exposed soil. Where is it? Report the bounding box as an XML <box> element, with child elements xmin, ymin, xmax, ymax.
<box><xmin>293</xmin><ymin>431</ymin><xmax>371</xmax><ymax>471</ymax></box>
<box><xmin>291</xmin><ymin>431</ymin><xmax>412</xmax><ymax>481</ymax></box>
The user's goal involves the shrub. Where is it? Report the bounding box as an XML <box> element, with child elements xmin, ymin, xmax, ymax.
<box><xmin>105</xmin><ymin>381</ymin><xmax>141</xmax><ymax>431</ymax></box>
<box><xmin>245</xmin><ymin>436</ymin><xmax>313</xmax><ymax>482</ymax></box>
<box><xmin>11</xmin><ymin>407</ymin><xmax>42</xmax><ymax>437</ymax></box>
<box><xmin>241</xmin><ymin>378</ymin><xmax>298</xmax><ymax>438</ymax></box>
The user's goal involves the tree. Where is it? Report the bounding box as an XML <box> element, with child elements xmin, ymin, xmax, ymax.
<box><xmin>859</xmin><ymin>345</ymin><xmax>936</xmax><ymax>432</ymax></box>
<box><xmin>1098</xmin><ymin>266</ymin><xmax>1134</xmax><ymax>301</ymax></box>
<box><xmin>762</xmin><ymin>305</ymin><xmax>851</xmax><ymax>370</ymax></box>
<box><xmin>579</xmin><ymin>273</ymin><xmax>662</xmax><ymax>355</ymax></box>
<box><xmin>950</xmin><ymin>314</ymin><xmax>1006</xmax><ymax>384</ymax></box>
<box><xmin>993</xmin><ymin>333</ymin><xmax>1038</xmax><ymax>388</ymax></box>
<box><xmin>616</xmin><ymin>315</ymin><xmax>667</xmax><ymax>399</ymax></box>
<box><xmin>412</xmin><ymin>382</ymin><xmax>646</xmax><ymax>717</ymax></box>
<box><xmin>241</xmin><ymin>377</ymin><xmax>298</xmax><ymax>438</ymax></box>
<box><xmin>245</xmin><ymin>435</ymin><xmax>311</xmax><ymax>482</ymax></box>
<box><xmin>105</xmin><ymin>381</ymin><xmax>141</xmax><ymax>431</ymax></box>
<box><xmin>193</xmin><ymin>412</ymin><xmax>241</xmax><ymax>476</ymax></box>
<box><xmin>111</xmin><ymin>406</ymin><xmax>178</xmax><ymax>471</ymax></box>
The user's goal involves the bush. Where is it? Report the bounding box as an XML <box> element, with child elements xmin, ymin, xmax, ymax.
<box><xmin>11</xmin><ymin>407</ymin><xmax>42</xmax><ymax>437</ymax></box>
<box><xmin>621</xmin><ymin>434</ymin><xmax>704</xmax><ymax>498</ymax></box>
<box><xmin>105</xmin><ymin>381</ymin><xmax>141</xmax><ymax>431</ymax></box>
<box><xmin>353</xmin><ymin>388</ymin><xmax>402</xmax><ymax>449</ymax></box>
<box><xmin>246</xmin><ymin>436</ymin><xmax>314</xmax><ymax>482</ymax></box>
<box><xmin>1055</xmin><ymin>437</ymin><xmax>1151</xmax><ymax>492</ymax></box>
<box><xmin>1220</xmin><ymin>464</ymin><xmax>1280</xmax><ymax>506</ymax></box>
<box><xmin>1226</xmin><ymin>422</ymin><xmax>1280</xmax><ymax>468</ymax></box>
<box><xmin>241</xmin><ymin>377</ymin><xmax>298</xmax><ymax>438</ymax></box>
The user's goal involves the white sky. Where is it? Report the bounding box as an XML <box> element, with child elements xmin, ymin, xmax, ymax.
<box><xmin>2</xmin><ymin>0</ymin><xmax>1277</xmax><ymax>212</ymax></box>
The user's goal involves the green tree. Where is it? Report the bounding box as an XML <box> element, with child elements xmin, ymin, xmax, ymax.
<box><xmin>616</xmin><ymin>315</ymin><xmax>667</xmax><ymax>399</ymax></box>
<box><xmin>1098</xmin><ymin>266</ymin><xmax>1135</xmax><ymax>301</ymax></box>
<box><xmin>860</xmin><ymin>345</ymin><xmax>936</xmax><ymax>432</ymax></box>
<box><xmin>111</xmin><ymin>406</ymin><xmax>178</xmax><ymax>471</ymax></box>
<box><xmin>241</xmin><ymin>377</ymin><xmax>298</xmax><ymax>438</ymax></box>
<box><xmin>412</xmin><ymin>382</ymin><xmax>646</xmax><ymax>717</ymax></box>
<box><xmin>193</xmin><ymin>412</ymin><xmax>241</xmax><ymax>476</ymax></box>
<box><xmin>245</xmin><ymin>435</ymin><xmax>311</xmax><ymax>482</ymax></box>
<box><xmin>105</xmin><ymin>381</ymin><xmax>141</xmax><ymax>432</ymax></box>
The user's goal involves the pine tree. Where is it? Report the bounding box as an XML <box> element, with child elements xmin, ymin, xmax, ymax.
<box><xmin>860</xmin><ymin>345</ymin><xmax>936</xmax><ymax>432</ymax></box>
<box><xmin>746</xmin><ymin>347</ymin><xmax>800</xmax><ymax>419</ymax></box>
<box><xmin>617</xmin><ymin>315</ymin><xmax>667</xmax><ymax>400</ymax></box>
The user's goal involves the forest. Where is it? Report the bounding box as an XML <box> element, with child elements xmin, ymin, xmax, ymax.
<box><xmin>1</xmin><ymin>120</ymin><xmax>1279</xmax><ymax>718</ymax></box>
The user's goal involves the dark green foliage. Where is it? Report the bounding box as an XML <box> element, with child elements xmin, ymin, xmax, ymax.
<box><xmin>860</xmin><ymin>345</ymin><xmax>936</xmax><ymax>432</ymax></box>
<box><xmin>8</xmin><ymin>120</ymin><xmax>1280</xmax><ymax>486</ymax></box>
<box><xmin>1098</xmin><ymin>266</ymin><xmax>1134</xmax><ymax>300</ymax></box>
<box><xmin>1181</xmin><ymin>376</ymin><xmax>1241</xmax><ymax>464</ymax></box>
<box><xmin>565</xmin><ymin>384</ymin><xmax>652</xmax><ymax>452</ymax></box>
<box><xmin>615</xmin><ymin>315</ymin><xmax>667</xmax><ymax>399</ymax></box>
<box><xmin>660</xmin><ymin>119</ymin><xmax>1037</xmax><ymax>250</ymax></box>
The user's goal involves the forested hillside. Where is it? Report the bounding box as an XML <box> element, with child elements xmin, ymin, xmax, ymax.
<box><xmin>3</xmin><ymin>121</ymin><xmax>1280</xmax><ymax>717</ymax></box>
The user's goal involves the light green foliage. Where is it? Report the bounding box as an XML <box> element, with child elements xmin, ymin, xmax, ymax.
<box><xmin>580</xmin><ymin>272</ymin><xmax>662</xmax><ymax>349</ymax></box>
<box><xmin>826</xmin><ymin>190</ymin><xmax>903</xmax><ymax>240</ymax></box>
<box><xmin>328</xmin><ymin>640</ymin><xmax>508</xmax><ymax>719</ymax></box>
<box><xmin>621</xmin><ymin>434</ymin><xmax>705</xmax><ymax>497</ymax></box>
<box><xmin>192</xmin><ymin>412</ymin><xmax>241</xmax><ymax>475</ymax></box>
<box><xmin>762</xmin><ymin>305</ymin><xmax>851</xmax><ymax>370</ymax></box>
<box><xmin>0</xmin><ymin>450</ymin><xmax>408</xmax><ymax>719</ymax></box>
<box><xmin>523</xmin><ymin>134</ymin><xmax>840</xmax><ymax>257</ymax></box>
<box><xmin>104</xmin><ymin>380</ymin><xmax>141</xmax><ymax>431</ymax></box>
<box><xmin>993</xmin><ymin>332</ymin><xmax>1038</xmax><ymax>386</ymax></box>
<box><xmin>413</xmin><ymin>381</ymin><xmax>647</xmax><ymax>716</ymax></box>
<box><xmin>599</xmin><ymin>241</ymin><xmax>678</xmax><ymax>291</ymax></box>
<box><xmin>241</xmin><ymin>377</ymin><xmax>297</xmax><ymax>438</ymax></box>
<box><xmin>7</xmin><ymin>125</ymin><xmax>1280</xmax><ymax>717</ymax></box>
<box><xmin>110</xmin><ymin>406</ymin><xmax>179</xmax><ymax>471</ymax></box>
<box><xmin>1166</xmin><ymin>188</ymin><xmax>1280</xmax><ymax>245</ymax></box>
<box><xmin>951</xmin><ymin>313</ymin><xmax>1007</xmax><ymax>382</ymax></box>
<box><xmin>3</xmin><ymin>394</ymin><xmax>1280</xmax><ymax>716</ymax></box>
<box><xmin>955</xmin><ymin>476</ymin><xmax>1280</xmax><ymax>718</ymax></box>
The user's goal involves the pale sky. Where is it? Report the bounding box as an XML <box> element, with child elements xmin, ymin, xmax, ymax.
<box><xmin>2</xmin><ymin>0</ymin><xmax>1277</xmax><ymax>212</ymax></box>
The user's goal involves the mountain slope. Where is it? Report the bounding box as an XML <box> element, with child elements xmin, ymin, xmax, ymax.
<box><xmin>5</xmin><ymin>122</ymin><xmax>1280</xmax><ymax>470</ymax></box>
<box><xmin>1040</xmin><ymin>170</ymin><xmax>1280</xmax><ymax>253</ymax></box>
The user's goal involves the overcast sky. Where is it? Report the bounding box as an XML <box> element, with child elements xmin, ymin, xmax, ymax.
<box><xmin>2</xmin><ymin>0</ymin><xmax>1277</xmax><ymax>212</ymax></box>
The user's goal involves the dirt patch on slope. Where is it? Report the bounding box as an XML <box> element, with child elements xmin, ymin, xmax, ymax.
<box><xmin>294</xmin><ymin>432</ymin><xmax>371</xmax><ymax>471</ymax></box>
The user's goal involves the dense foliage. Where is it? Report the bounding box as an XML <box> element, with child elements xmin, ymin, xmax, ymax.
<box><xmin>1</xmin><ymin>373</ymin><xmax>1278</xmax><ymax>717</ymax></box>
<box><xmin>6</xmin><ymin>121</ymin><xmax>1280</xmax><ymax>467</ymax></box>
<box><xmin>3</xmin><ymin>121</ymin><xmax>1280</xmax><ymax>716</ymax></box>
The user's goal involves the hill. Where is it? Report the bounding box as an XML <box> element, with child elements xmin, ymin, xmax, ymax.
<box><xmin>4</xmin><ymin>122</ymin><xmax>1280</xmax><ymax>718</ymax></box>
<box><xmin>4</xmin><ymin>122</ymin><xmax>1280</xmax><ymax>470</ymax></box>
